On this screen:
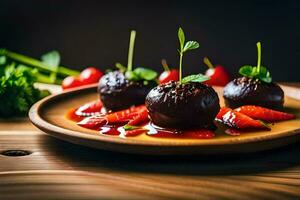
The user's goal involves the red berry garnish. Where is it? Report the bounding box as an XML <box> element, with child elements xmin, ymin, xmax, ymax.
<box><xmin>203</xmin><ymin>57</ymin><xmax>230</xmax><ymax>86</ymax></box>
<box><xmin>79</xmin><ymin>67</ymin><xmax>104</xmax><ymax>84</ymax></box>
<box><xmin>235</xmin><ymin>105</ymin><xmax>295</xmax><ymax>122</ymax></box>
<box><xmin>158</xmin><ymin>59</ymin><xmax>179</xmax><ymax>84</ymax></box>
<box><xmin>62</xmin><ymin>76</ymin><xmax>83</xmax><ymax>90</ymax></box>
<box><xmin>216</xmin><ymin>107</ymin><xmax>270</xmax><ymax>130</ymax></box>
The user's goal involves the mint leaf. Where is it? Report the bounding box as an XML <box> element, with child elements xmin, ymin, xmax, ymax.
<box><xmin>125</xmin><ymin>67</ymin><xmax>157</xmax><ymax>82</ymax></box>
<box><xmin>239</xmin><ymin>65</ymin><xmax>253</xmax><ymax>77</ymax></box>
<box><xmin>178</xmin><ymin>27</ymin><xmax>185</xmax><ymax>51</ymax></box>
<box><xmin>0</xmin><ymin>56</ymin><xmax>6</xmax><ymax>65</ymax></box>
<box><xmin>182</xmin><ymin>74</ymin><xmax>210</xmax><ymax>84</ymax></box>
<box><xmin>183</xmin><ymin>41</ymin><xmax>199</xmax><ymax>52</ymax></box>
<box><xmin>125</xmin><ymin>71</ymin><xmax>139</xmax><ymax>81</ymax></box>
<box><xmin>133</xmin><ymin>67</ymin><xmax>157</xmax><ymax>81</ymax></box>
<box><xmin>41</xmin><ymin>51</ymin><xmax>60</xmax><ymax>67</ymax></box>
<box><xmin>238</xmin><ymin>42</ymin><xmax>272</xmax><ymax>83</ymax></box>
<box><xmin>258</xmin><ymin>66</ymin><xmax>270</xmax><ymax>77</ymax></box>
<box><xmin>260</xmin><ymin>76</ymin><xmax>272</xmax><ymax>83</ymax></box>
<box><xmin>239</xmin><ymin>65</ymin><xmax>272</xmax><ymax>83</ymax></box>
<box><xmin>41</xmin><ymin>51</ymin><xmax>60</xmax><ymax>83</ymax></box>
<box><xmin>115</xmin><ymin>62</ymin><xmax>127</xmax><ymax>72</ymax></box>
<box><xmin>123</xmin><ymin>124</ymin><xmax>141</xmax><ymax>131</ymax></box>
<box><xmin>177</xmin><ymin>27</ymin><xmax>200</xmax><ymax>83</ymax></box>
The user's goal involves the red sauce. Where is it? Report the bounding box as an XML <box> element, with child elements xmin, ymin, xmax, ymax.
<box><xmin>145</xmin><ymin>123</ymin><xmax>215</xmax><ymax>139</ymax></box>
<box><xmin>225</xmin><ymin>128</ymin><xmax>241</xmax><ymax>136</ymax></box>
<box><xmin>66</xmin><ymin>105</ymin><xmax>215</xmax><ymax>139</ymax></box>
<box><xmin>66</xmin><ymin>108</ymin><xmax>85</xmax><ymax>122</ymax></box>
<box><xmin>100</xmin><ymin>126</ymin><xmax>120</xmax><ymax>135</ymax></box>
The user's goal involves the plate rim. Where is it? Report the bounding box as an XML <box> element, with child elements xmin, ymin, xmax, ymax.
<box><xmin>29</xmin><ymin>84</ymin><xmax>300</xmax><ymax>154</ymax></box>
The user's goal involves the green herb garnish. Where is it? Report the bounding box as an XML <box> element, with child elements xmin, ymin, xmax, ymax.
<box><xmin>126</xmin><ymin>67</ymin><xmax>157</xmax><ymax>81</ymax></box>
<box><xmin>182</xmin><ymin>74</ymin><xmax>210</xmax><ymax>84</ymax></box>
<box><xmin>0</xmin><ymin>49</ymin><xmax>79</xmax><ymax>78</ymax></box>
<box><xmin>41</xmin><ymin>51</ymin><xmax>60</xmax><ymax>83</ymax></box>
<box><xmin>0</xmin><ymin>49</ymin><xmax>80</xmax><ymax>117</ymax></box>
<box><xmin>115</xmin><ymin>30</ymin><xmax>157</xmax><ymax>82</ymax></box>
<box><xmin>123</xmin><ymin>124</ymin><xmax>145</xmax><ymax>131</ymax></box>
<box><xmin>239</xmin><ymin>42</ymin><xmax>272</xmax><ymax>83</ymax></box>
<box><xmin>115</xmin><ymin>62</ymin><xmax>127</xmax><ymax>73</ymax></box>
<box><xmin>0</xmin><ymin>63</ymin><xmax>50</xmax><ymax>117</ymax></box>
<box><xmin>177</xmin><ymin>27</ymin><xmax>209</xmax><ymax>84</ymax></box>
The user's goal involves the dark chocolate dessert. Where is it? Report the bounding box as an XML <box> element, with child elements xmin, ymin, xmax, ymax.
<box><xmin>223</xmin><ymin>77</ymin><xmax>284</xmax><ymax>109</ymax></box>
<box><xmin>144</xmin><ymin>27</ymin><xmax>220</xmax><ymax>129</ymax></box>
<box><xmin>146</xmin><ymin>81</ymin><xmax>220</xmax><ymax>129</ymax></box>
<box><xmin>223</xmin><ymin>41</ymin><xmax>284</xmax><ymax>110</ymax></box>
<box><xmin>98</xmin><ymin>30</ymin><xmax>157</xmax><ymax>111</ymax></box>
<box><xmin>99</xmin><ymin>70</ymin><xmax>156</xmax><ymax>111</ymax></box>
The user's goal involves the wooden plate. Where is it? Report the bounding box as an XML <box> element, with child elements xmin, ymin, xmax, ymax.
<box><xmin>29</xmin><ymin>84</ymin><xmax>300</xmax><ymax>155</ymax></box>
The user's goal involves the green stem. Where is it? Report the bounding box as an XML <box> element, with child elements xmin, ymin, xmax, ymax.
<box><xmin>256</xmin><ymin>42</ymin><xmax>261</xmax><ymax>73</ymax></box>
<box><xmin>179</xmin><ymin>53</ymin><xmax>183</xmax><ymax>83</ymax></box>
<box><xmin>0</xmin><ymin>49</ymin><xmax>80</xmax><ymax>76</ymax></box>
<box><xmin>161</xmin><ymin>59</ymin><xmax>170</xmax><ymax>71</ymax></box>
<box><xmin>36</xmin><ymin>72</ymin><xmax>62</xmax><ymax>84</ymax></box>
<box><xmin>203</xmin><ymin>57</ymin><xmax>214</xmax><ymax>69</ymax></box>
<box><xmin>127</xmin><ymin>30</ymin><xmax>136</xmax><ymax>71</ymax></box>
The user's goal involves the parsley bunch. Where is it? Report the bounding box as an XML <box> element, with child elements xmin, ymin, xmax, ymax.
<box><xmin>0</xmin><ymin>61</ymin><xmax>50</xmax><ymax>117</ymax></box>
<box><xmin>0</xmin><ymin>49</ymin><xmax>79</xmax><ymax>117</ymax></box>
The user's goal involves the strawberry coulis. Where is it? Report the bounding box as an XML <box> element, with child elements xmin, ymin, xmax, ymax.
<box><xmin>67</xmin><ymin>100</ymin><xmax>295</xmax><ymax>139</ymax></box>
<box><xmin>66</xmin><ymin>108</ymin><xmax>215</xmax><ymax>139</ymax></box>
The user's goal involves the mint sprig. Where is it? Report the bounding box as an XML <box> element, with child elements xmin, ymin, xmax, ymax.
<box><xmin>239</xmin><ymin>42</ymin><xmax>272</xmax><ymax>83</ymax></box>
<box><xmin>177</xmin><ymin>27</ymin><xmax>208</xmax><ymax>84</ymax></box>
<box><xmin>125</xmin><ymin>67</ymin><xmax>157</xmax><ymax>82</ymax></box>
<box><xmin>178</xmin><ymin>27</ymin><xmax>200</xmax><ymax>83</ymax></box>
<box><xmin>116</xmin><ymin>30</ymin><xmax>157</xmax><ymax>82</ymax></box>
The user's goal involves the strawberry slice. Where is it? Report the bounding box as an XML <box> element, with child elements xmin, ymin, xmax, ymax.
<box><xmin>124</xmin><ymin>129</ymin><xmax>147</xmax><ymax>137</ymax></box>
<box><xmin>216</xmin><ymin>107</ymin><xmax>270</xmax><ymax>130</ymax></box>
<box><xmin>77</xmin><ymin>115</ymin><xmax>107</xmax><ymax>130</ymax></box>
<box><xmin>75</xmin><ymin>100</ymin><xmax>103</xmax><ymax>117</ymax></box>
<box><xmin>105</xmin><ymin>105</ymin><xmax>146</xmax><ymax>124</ymax></box>
<box><xmin>235</xmin><ymin>105</ymin><xmax>295</xmax><ymax>122</ymax></box>
<box><xmin>77</xmin><ymin>105</ymin><xmax>148</xmax><ymax>130</ymax></box>
<box><xmin>127</xmin><ymin>107</ymin><xmax>148</xmax><ymax>125</ymax></box>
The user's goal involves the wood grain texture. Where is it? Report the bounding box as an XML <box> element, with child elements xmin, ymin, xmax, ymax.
<box><xmin>1</xmin><ymin>83</ymin><xmax>300</xmax><ymax>200</ymax></box>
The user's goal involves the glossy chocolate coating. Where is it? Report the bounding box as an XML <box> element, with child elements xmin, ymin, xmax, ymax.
<box><xmin>98</xmin><ymin>71</ymin><xmax>156</xmax><ymax>111</ymax></box>
<box><xmin>145</xmin><ymin>81</ymin><xmax>220</xmax><ymax>129</ymax></box>
<box><xmin>223</xmin><ymin>77</ymin><xmax>284</xmax><ymax>109</ymax></box>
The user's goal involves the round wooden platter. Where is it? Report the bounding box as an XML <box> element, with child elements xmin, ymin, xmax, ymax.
<box><xmin>29</xmin><ymin>84</ymin><xmax>300</xmax><ymax>155</ymax></box>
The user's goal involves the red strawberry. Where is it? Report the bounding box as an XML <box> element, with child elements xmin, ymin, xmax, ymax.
<box><xmin>77</xmin><ymin>115</ymin><xmax>107</xmax><ymax>130</ymax></box>
<box><xmin>127</xmin><ymin>107</ymin><xmax>148</xmax><ymax>125</ymax></box>
<box><xmin>216</xmin><ymin>107</ymin><xmax>270</xmax><ymax>130</ymax></box>
<box><xmin>105</xmin><ymin>105</ymin><xmax>146</xmax><ymax>124</ymax></box>
<box><xmin>75</xmin><ymin>100</ymin><xmax>103</xmax><ymax>117</ymax></box>
<box><xmin>235</xmin><ymin>105</ymin><xmax>295</xmax><ymax>122</ymax></box>
<box><xmin>124</xmin><ymin>129</ymin><xmax>146</xmax><ymax>137</ymax></box>
<box><xmin>77</xmin><ymin>105</ymin><xmax>148</xmax><ymax>130</ymax></box>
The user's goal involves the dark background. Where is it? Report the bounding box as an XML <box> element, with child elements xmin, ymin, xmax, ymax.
<box><xmin>0</xmin><ymin>0</ymin><xmax>299</xmax><ymax>81</ymax></box>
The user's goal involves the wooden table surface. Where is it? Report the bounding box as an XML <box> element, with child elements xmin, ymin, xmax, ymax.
<box><xmin>1</xmin><ymin>83</ymin><xmax>300</xmax><ymax>200</ymax></box>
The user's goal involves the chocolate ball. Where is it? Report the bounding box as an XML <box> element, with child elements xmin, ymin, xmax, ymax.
<box><xmin>98</xmin><ymin>71</ymin><xmax>156</xmax><ymax>111</ymax></box>
<box><xmin>223</xmin><ymin>77</ymin><xmax>284</xmax><ymax>109</ymax></box>
<box><xmin>145</xmin><ymin>81</ymin><xmax>220</xmax><ymax>129</ymax></box>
